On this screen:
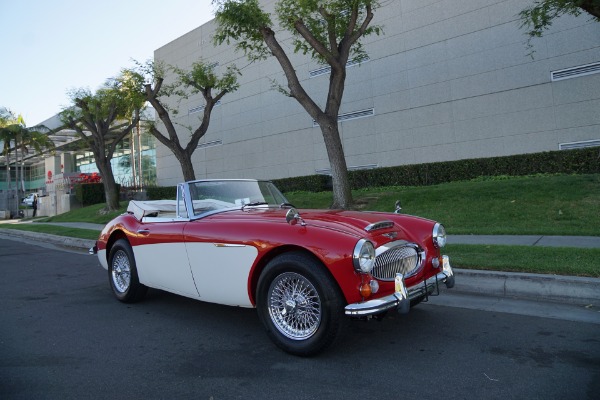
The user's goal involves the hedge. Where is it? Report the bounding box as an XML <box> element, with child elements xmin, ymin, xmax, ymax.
<box><xmin>141</xmin><ymin>147</ymin><xmax>599</xmax><ymax>196</ymax></box>
<box><xmin>75</xmin><ymin>183</ymin><xmax>121</xmax><ymax>205</ymax></box>
<box><xmin>272</xmin><ymin>147</ymin><xmax>600</xmax><ymax>192</ymax></box>
<box><xmin>146</xmin><ymin>185</ymin><xmax>177</xmax><ymax>200</ymax></box>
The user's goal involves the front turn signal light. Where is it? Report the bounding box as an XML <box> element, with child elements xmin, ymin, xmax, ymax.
<box><xmin>359</xmin><ymin>283</ymin><xmax>372</xmax><ymax>298</ymax></box>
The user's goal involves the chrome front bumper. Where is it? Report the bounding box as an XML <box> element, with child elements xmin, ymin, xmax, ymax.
<box><xmin>345</xmin><ymin>256</ymin><xmax>454</xmax><ymax>316</ymax></box>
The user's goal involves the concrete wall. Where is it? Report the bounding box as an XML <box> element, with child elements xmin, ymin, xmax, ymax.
<box><xmin>154</xmin><ymin>0</ymin><xmax>600</xmax><ymax>185</ymax></box>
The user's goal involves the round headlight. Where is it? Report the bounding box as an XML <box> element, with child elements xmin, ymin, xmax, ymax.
<box><xmin>353</xmin><ymin>239</ymin><xmax>376</xmax><ymax>273</ymax></box>
<box><xmin>433</xmin><ymin>223</ymin><xmax>447</xmax><ymax>248</ymax></box>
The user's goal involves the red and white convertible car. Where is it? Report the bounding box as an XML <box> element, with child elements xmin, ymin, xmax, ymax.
<box><xmin>92</xmin><ymin>179</ymin><xmax>454</xmax><ymax>355</ymax></box>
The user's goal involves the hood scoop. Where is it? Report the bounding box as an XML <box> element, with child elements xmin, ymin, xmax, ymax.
<box><xmin>364</xmin><ymin>220</ymin><xmax>394</xmax><ymax>232</ymax></box>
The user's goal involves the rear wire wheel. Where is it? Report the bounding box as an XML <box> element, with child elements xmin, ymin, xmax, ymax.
<box><xmin>257</xmin><ymin>252</ymin><xmax>345</xmax><ymax>356</ymax></box>
<box><xmin>108</xmin><ymin>239</ymin><xmax>147</xmax><ymax>303</ymax></box>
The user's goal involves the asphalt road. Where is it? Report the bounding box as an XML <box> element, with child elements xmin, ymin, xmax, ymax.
<box><xmin>1</xmin><ymin>238</ymin><xmax>599</xmax><ymax>400</ymax></box>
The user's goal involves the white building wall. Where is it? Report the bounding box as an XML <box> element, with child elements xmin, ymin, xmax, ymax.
<box><xmin>154</xmin><ymin>0</ymin><xmax>600</xmax><ymax>186</ymax></box>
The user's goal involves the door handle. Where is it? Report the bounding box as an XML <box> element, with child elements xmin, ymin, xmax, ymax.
<box><xmin>137</xmin><ymin>229</ymin><xmax>150</xmax><ymax>235</ymax></box>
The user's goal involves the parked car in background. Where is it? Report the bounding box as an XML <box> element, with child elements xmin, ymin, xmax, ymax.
<box><xmin>91</xmin><ymin>179</ymin><xmax>454</xmax><ymax>356</ymax></box>
<box><xmin>21</xmin><ymin>193</ymin><xmax>36</xmax><ymax>206</ymax></box>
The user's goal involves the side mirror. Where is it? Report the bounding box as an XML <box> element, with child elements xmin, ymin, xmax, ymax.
<box><xmin>394</xmin><ymin>200</ymin><xmax>402</xmax><ymax>214</ymax></box>
<box><xmin>285</xmin><ymin>208</ymin><xmax>306</xmax><ymax>226</ymax></box>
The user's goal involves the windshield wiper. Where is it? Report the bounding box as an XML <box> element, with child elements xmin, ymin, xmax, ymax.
<box><xmin>241</xmin><ymin>201</ymin><xmax>268</xmax><ymax>210</ymax></box>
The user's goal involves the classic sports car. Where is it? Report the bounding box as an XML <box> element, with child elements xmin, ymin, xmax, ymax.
<box><xmin>91</xmin><ymin>179</ymin><xmax>454</xmax><ymax>356</ymax></box>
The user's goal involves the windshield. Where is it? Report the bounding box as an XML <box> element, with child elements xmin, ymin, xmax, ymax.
<box><xmin>186</xmin><ymin>180</ymin><xmax>289</xmax><ymax>217</ymax></box>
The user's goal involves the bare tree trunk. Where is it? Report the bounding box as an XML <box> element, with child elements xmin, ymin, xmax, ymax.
<box><xmin>172</xmin><ymin>147</ymin><xmax>196</xmax><ymax>181</ymax></box>
<box><xmin>96</xmin><ymin>159</ymin><xmax>120</xmax><ymax>211</ymax></box>
<box><xmin>180</xmin><ymin>157</ymin><xmax>196</xmax><ymax>182</ymax></box>
<box><xmin>5</xmin><ymin>153</ymin><xmax>11</xmax><ymax>213</ymax></box>
<box><xmin>321</xmin><ymin>123</ymin><xmax>352</xmax><ymax>209</ymax></box>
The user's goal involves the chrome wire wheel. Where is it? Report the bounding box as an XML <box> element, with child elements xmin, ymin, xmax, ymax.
<box><xmin>267</xmin><ymin>272</ymin><xmax>322</xmax><ymax>340</ymax></box>
<box><xmin>111</xmin><ymin>249</ymin><xmax>131</xmax><ymax>294</ymax></box>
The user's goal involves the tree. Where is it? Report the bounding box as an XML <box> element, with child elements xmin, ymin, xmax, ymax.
<box><xmin>12</xmin><ymin>117</ymin><xmax>54</xmax><ymax>197</ymax></box>
<box><xmin>213</xmin><ymin>0</ymin><xmax>382</xmax><ymax>209</ymax></box>
<box><xmin>124</xmin><ymin>60</ymin><xmax>239</xmax><ymax>182</ymax></box>
<box><xmin>520</xmin><ymin>0</ymin><xmax>600</xmax><ymax>42</ymax></box>
<box><xmin>0</xmin><ymin>109</ymin><xmax>16</xmax><ymax>200</ymax></box>
<box><xmin>0</xmin><ymin>110</ymin><xmax>54</xmax><ymax>207</ymax></box>
<box><xmin>60</xmin><ymin>79</ymin><xmax>144</xmax><ymax>211</ymax></box>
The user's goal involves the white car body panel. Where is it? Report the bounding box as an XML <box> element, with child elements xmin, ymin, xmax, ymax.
<box><xmin>133</xmin><ymin>242</ymin><xmax>199</xmax><ymax>298</ymax></box>
<box><xmin>98</xmin><ymin>249</ymin><xmax>108</xmax><ymax>270</ymax></box>
<box><xmin>185</xmin><ymin>242</ymin><xmax>258</xmax><ymax>307</ymax></box>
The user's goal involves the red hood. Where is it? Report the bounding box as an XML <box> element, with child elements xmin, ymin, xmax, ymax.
<box><xmin>212</xmin><ymin>208</ymin><xmax>435</xmax><ymax>243</ymax></box>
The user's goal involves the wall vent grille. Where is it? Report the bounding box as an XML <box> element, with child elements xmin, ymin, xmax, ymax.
<box><xmin>559</xmin><ymin>139</ymin><xmax>600</xmax><ymax>150</ymax></box>
<box><xmin>316</xmin><ymin>164</ymin><xmax>378</xmax><ymax>175</ymax></box>
<box><xmin>197</xmin><ymin>139</ymin><xmax>222</xmax><ymax>149</ymax></box>
<box><xmin>309</xmin><ymin>57</ymin><xmax>370</xmax><ymax>78</ymax></box>
<box><xmin>313</xmin><ymin>108</ymin><xmax>374</xmax><ymax>127</ymax></box>
<box><xmin>189</xmin><ymin>100</ymin><xmax>221</xmax><ymax>114</ymax></box>
<box><xmin>551</xmin><ymin>62</ymin><xmax>600</xmax><ymax>81</ymax></box>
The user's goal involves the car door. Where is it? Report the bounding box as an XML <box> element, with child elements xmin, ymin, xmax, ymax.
<box><xmin>183</xmin><ymin>220</ymin><xmax>258</xmax><ymax>307</ymax></box>
<box><xmin>132</xmin><ymin>221</ymin><xmax>200</xmax><ymax>299</ymax></box>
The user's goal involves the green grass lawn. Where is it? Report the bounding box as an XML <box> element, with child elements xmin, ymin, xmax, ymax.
<box><xmin>0</xmin><ymin>223</ymin><xmax>100</xmax><ymax>240</ymax></box>
<box><xmin>4</xmin><ymin>174</ymin><xmax>599</xmax><ymax>277</ymax></box>
<box><xmin>286</xmin><ymin>174</ymin><xmax>600</xmax><ymax>236</ymax></box>
<box><xmin>41</xmin><ymin>203</ymin><xmax>127</xmax><ymax>225</ymax></box>
<box><xmin>447</xmin><ymin>244</ymin><xmax>600</xmax><ymax>278</ymax></box>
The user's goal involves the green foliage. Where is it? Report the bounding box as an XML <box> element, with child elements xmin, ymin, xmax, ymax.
<box><xmin>272</xmin><ymin>174</ymin><xmax>331</xmax><ymax>193</ymax></box>
<box><xmin>146</xmin><ymin>186</ymin><xmax>177</xmax><ymax>200</ymax></box>
<box><xmin>214</xmin><ymin>0</ymin><xmax>382</xmax><ymax>63</ymax></box>
<box><xmin>43</xmin><ymin>202</ymin><xmax>127</xmax><ymax>225</ymax></box>
<box><xmin>447</xmin><ymin>244</ymin><xmax>600</xmax><ymax>277</ymax></box>
<box><xmin>0</xmin><ymin>224</ymin><xmax>101</xmax><ymax>241</ymax></box>
<box><xmin>284</xmin><ymin>174</ymin><xmax>600</xmax><ymax>236</ymax></box>
<box><xmin>75</xmin><ymin>183</ymin><xmax>120</xmax><ymax>206</ymax></box>
<box><xmin>273</xmin><ymin>147</ymin><xmax>600</xmax><ymax>192</ymax></box>
<box><xmin>173</xmin><ymin>61</ymin><xmax>240</xmax><ymax>98</ymax></box>
<box><xmin>520</xmin><ymin>0</ymin><xmax>600</xmax><ymax>39</ymax></box>
<box><xmin>213</xmin><ymin>0</ymin><xmax>274</xmax><ymax>61</ymax></box>
<box><xmin>275</xmin><ymin>0</ymin><xmax>382</xmax><ymax>62</ymax></box>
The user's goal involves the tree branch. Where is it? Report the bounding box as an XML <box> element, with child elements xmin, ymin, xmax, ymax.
<box><xmin>260</xmin><ymin>27</ymin><xmax>324</xmax><ymax>119</ymax></box>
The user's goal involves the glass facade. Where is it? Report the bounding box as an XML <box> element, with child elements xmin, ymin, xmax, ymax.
<box><xmin>0</xmin><ymin>131</ymin><xmax>157</xmax><ymax>191</ymax></box>
<box><xmin>0</xmin><ymin>164</ymin><xmax>44</xmax><ymax>191</ymax></box>
<box><xmin>76</xmin><ymin>131</ymin><xmax>157</xmax><ymax>187</ymax></box>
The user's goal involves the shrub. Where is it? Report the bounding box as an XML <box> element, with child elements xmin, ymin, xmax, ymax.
<box><xmin>75</xmin><ymin>183</ymin><xmax>120</xmax><ymax>206</ymax></box>
<box><xmin>146</xmin><ymin>186</ymin><xmax>177</xmax><ymax>200</ymax></box>
<box><xmin>272</xmin><ymin>147</ymin><xmax>600</xmax><ymax>192</ymax></box>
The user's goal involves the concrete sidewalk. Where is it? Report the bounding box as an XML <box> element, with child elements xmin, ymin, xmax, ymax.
<box><xmin>0</xmin><ymin>222</ymin><xmax>598</xmax><ymax>308</ymax></box>
<box><xmin>450</xmin><ymin>234</ymin><xmax>600</xmax><ymax>249</ymax></box>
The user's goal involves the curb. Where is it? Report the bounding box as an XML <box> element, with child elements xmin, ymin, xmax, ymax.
<box><xmin>454</xmin><ymin>268</ymin><xmax>600</xmax><ymax>306</ymax></box>
<box><xmin>0</xmin><ymin>229</ymin><xmax>96</xmax><ymax>251</ymax></box>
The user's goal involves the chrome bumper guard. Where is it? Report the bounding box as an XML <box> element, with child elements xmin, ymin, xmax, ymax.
<box><xmin>345</xmin><ymin>255</ymin><xmax>454</xmax><ymax>316</ymax></box>
<box><xmin>89</xmin><ymin>244</ymin><xmax>98</xmax><ymax>255</ymax></box>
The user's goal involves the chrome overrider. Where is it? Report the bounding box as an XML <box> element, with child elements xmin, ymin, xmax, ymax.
<box><xmin>345</xmin><ymin>256</ymin><xmax>455</xmax><ymax>316</ymax></box>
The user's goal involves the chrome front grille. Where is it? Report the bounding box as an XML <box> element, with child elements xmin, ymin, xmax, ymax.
<box><xmin>372</xmin><ymin>243</ymin><xmax>422</xmax><ymax>281</ymax></box>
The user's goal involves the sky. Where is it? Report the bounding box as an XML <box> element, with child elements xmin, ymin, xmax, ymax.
<box><xmin>1</xmin><ymin>0</ymin><xmax>215</xmax><ymax>125</ymax></box>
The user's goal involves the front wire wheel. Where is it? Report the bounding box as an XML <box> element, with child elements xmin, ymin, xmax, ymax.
<box><xmin>257</xmin><ymin>252</ymin><xmax>345</xmax><ymax>356</ymax></box>
<box><xmin>268</xmin><ymin>272</ymin><xmax>322</xmax><ymax>341</ymax></box>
